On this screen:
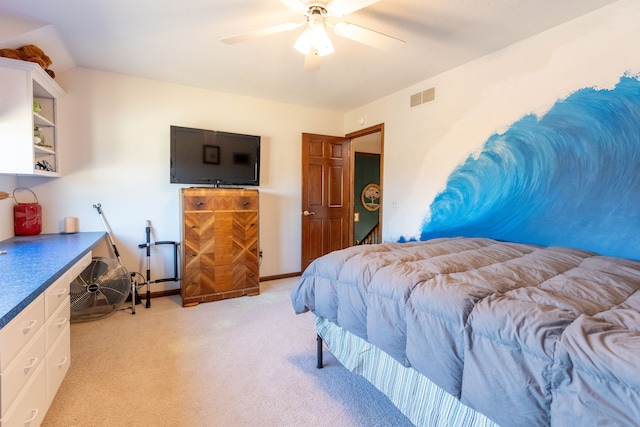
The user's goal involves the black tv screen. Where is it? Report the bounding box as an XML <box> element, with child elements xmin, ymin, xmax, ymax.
<box><xmin>170</xmin><ymin>125</ymin><xmax>260</xmax><ymax>186</ymax></box>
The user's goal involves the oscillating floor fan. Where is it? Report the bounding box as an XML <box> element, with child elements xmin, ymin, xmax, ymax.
<box><xmin>70</xmin><ymin>257</ymin><xmax>131</xmax><ymax>322</ymax></box>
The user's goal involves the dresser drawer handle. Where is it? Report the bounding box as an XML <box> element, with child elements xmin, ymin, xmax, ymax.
<box><xmin>196</xmin><ymin>201</ymin><xmax>204</xmax><ymax>206</ymax></box>
<box><xmin>56</xmin><ymin>356</ymin><xmax>69</xmax><ymax>367</ymax></box>
<box><xmin>23</xmin><ymin>320</ymin><xmax>37</xmax><ymax>334</ymax></box>
<box><xmin>23</xmin><ymin>357</ymin><xmax>38</xmax><ymax>372</ymax></box>
<box><xmin>56</xmin><ymin>288</ymin><xmax>68</xmax><ymax>297</ymax></box>
<box><xmin>190</xmin><ymin>253</ymin><xmax>197</xmax><ymax>257</ymax></box>
<box><xmin>189</xmin><ymin>225</ymin><xmax>196</xmax><ymax>229</ymax></box>
<box><xmin>25</xmin><ymin>409</ymin><xmax>39</xmax><ymax>424</ymax></box>
<box><xmin>56</xmin><ymin>318</ymin><xmax>68</xmax><ymax>327</ymax></box>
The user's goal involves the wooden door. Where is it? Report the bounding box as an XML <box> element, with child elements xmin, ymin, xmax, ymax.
<box><xmin>301</xmin><ymin>133</ymin><xmax>351</xmax><ymax>271</ymax></box>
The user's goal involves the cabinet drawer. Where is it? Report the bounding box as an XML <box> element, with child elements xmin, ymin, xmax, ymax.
<box><xmin>0</xmin><ymin>327</ymin><xmax>45</xmax><ymax>417</ymax></box>
<box><xmin>45</xmin><ymin>299</ymin><xmax>70</xmax><ymax>349</ymax></box>
<box><xmin>68</xmin><ymin>252</ymin><xmax>92</xmax><ymax>281</ymax></box>
<box><xmin>44</xmin><ymin>271</ymin><xmax>69</xmax><ymax>319</ymax></box>
<box><xmin>0</xmin><ymin>296</ymin><xmax>45</xmax><ymax>372</ymax></box>
<box><xmin>0</xmin><ymin>361</ymin><xmax>46</xmax><ymax>427</ymax></box>
<box><xmin>46</xmin><ymin>324</ymin><xmax>70</xmax><ymax>408</ymax></box>
<box><xmin>44</xmin><ymin>252</ymin><xmax>90</xmax><ymax>319</ymax></box>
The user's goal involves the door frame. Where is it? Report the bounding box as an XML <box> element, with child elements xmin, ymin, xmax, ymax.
<box><xmin>346</xmin><ymin>123</ymin><xmax>384</xmax><ymax>246</ymax></box>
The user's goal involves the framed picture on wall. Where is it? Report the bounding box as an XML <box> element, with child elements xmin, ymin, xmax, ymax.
<box><xmin>361</xmin><ymin>183</ymin><xmax>381</xmax><ymax>211</ymax></box>
<box><xmin>203</xmin><ymin>145</ymin><xmax>220</xmax><ymax>164</ymax></box>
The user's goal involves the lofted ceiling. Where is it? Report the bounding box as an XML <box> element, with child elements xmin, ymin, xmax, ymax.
<box><xmin>0</xmin><ymin>0</ymin><xmax>619</xmax><ymax>112</ymax></box>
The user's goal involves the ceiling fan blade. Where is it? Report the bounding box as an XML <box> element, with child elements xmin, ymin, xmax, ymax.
<box><xmin>221</xmin><ymin>21</ymin><xmax>302</xmax><ymax>44</ymax></box>
<box><xmin>327</xmin><ymin>0</ymin><xmax>381</xmax><ymax>17</ymax></box>
<box><xmin>304</xmin><ymin>50</ymin><xmax>322</xmax><ymax>71</ymax></box>
<box><xmin>280</xmin><ymin>0</ymin><xmax>307</xmax><ymax>14</ymax></box>
<box><xmin>332</xmin><ymin>22</ymin><xmax>405</xmax><ymax>50</ymax></box>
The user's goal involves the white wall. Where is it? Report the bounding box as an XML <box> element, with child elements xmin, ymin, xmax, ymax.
<box><xmin>0</xmin><ymin>175</ymin><xmax>17</xmax><ymax>240</ymax></box>
<box><xmin>3</xmin><ymin>0</ymin><xmax>638</xmax><ymax>286</ymax></box>
<box><xmin>14</xmin><ymin>68</ymin><xmax>343</xmax><ymax>289</ymax></box>
<box><xmin>344</xmin><ymin>0</ymin><xmax>640</xmax><ymax>242</ymax></box>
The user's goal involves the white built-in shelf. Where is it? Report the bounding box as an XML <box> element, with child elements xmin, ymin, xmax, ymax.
<box><xmin>0</xmin><ymin>57</ymin><xmax>65</xmax><ymax>177</ymax></box>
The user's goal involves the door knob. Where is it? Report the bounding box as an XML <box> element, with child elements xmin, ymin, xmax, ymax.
<box><xmin>303</xmin><ymin>210</ymin><xmax>316</xmax><ymax>216</ymax></box>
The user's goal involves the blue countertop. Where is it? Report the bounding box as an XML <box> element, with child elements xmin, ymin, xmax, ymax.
<box><xmin>0</xmin><ymin>232</ymin><xmax>106</xmax><ymax>329</ymax></box>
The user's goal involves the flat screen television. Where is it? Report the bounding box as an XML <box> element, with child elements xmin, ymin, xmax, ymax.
<box><xmin>170</xmin><ymin>125</ymin><xmax>260</xmax><ymax>186</ymax></box>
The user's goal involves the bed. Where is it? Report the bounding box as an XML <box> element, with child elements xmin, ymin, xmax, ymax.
<box><xmin>290</xmin><ymin>237</ymin><xmax>640</xmax><ymax>426</ymax></box>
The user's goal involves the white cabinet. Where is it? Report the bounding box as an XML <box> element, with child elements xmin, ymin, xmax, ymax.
<box><xmin>0</xmin><ymin>57</ymin><xmax>65</xmax><ymax>176</ymax></box>
<box><xmin>0</xmin><ymin>297</ymin><xmax>45</xmax><ymax>416</ymax></box>
<box><xmin>0</xmin><ymin>252</ymin><xmax>90</xmax><ymax>427</ymax></box>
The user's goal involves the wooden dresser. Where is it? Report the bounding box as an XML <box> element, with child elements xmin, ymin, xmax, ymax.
<box><xmin>180</xmin><ymin>188</ymin><xmax>260</xmax><ymax>306</ymax></box>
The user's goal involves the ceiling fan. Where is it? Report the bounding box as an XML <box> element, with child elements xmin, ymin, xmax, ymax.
<box><xmin>220</xmin><ymin>0</ymin><xmax>405</xmax><ymax>70</ymax></box>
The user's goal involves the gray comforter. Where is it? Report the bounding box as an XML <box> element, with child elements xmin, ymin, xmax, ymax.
<box><xmin>290</xmin><ymin>237</ymin><xmax>640</xmax><ymax>426</ymax></box>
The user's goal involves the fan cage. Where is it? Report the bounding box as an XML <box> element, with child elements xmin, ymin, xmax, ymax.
<box><xmin>70</xmin><ymin>257</ymin><xmax>131</xmax><ymax>322</ymax></box>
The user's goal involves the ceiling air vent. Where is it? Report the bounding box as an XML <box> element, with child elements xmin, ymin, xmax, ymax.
<box><xmin>410</xmin><ymin>87</ymin><xmax>435</xmax><ymax>108</ymax></box>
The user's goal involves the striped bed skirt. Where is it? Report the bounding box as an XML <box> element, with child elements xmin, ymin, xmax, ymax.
<box><xmin>315</xmin><ymin>316</ymin><xmax>499</xmax><ymax>427</ymax></box>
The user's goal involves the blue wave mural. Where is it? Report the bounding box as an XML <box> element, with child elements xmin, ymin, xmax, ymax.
<box><xmin>417</xmin><ymin>75</ymin><xmax>640</xmax><ymax>260</ymax></box>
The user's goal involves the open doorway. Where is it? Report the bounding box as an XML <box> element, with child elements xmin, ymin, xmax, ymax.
<box><xmin>347</xmin><ymin>124</ymin><xmax>383</xmax><ymax>246</ymax></box>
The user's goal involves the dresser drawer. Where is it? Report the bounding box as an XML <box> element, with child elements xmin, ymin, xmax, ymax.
<box><xmin>212</xmin><ymin>194</ymin><xmax>258</xmax><ymax>210</ymax></box>
<box><xmin>183</xmin><ymin>189</ymin><xmax>258</xmax><ymax>211</ymax></box>
<box><xmin>0</xmin><ymin>327</ymin><xmax>45</xmax><ymax>417</ymax></box>
<box><xmin>0</xmin><ymin>296</ymin><xmax>45</xmax><ymax>372</ymax></box>
<box><xmin>183</xmin><ymin>195</ymin><xmax>213</xmax><ymax>211</ymax></box>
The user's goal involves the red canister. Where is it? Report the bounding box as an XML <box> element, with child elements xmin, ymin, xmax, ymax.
<box><xmin>13</xmin><ymin>188</ymin><xmax>42</xmax><ymax>236</ymax></box>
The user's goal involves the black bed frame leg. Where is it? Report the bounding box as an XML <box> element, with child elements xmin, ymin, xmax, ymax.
<box><xmin>316</xmin><ymin>334</ymin><xmax>323</xmax><ymax>369</ymax></box>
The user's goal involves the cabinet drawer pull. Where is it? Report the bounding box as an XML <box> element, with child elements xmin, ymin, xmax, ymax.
<box><xmin>23</xmin><ymin>357</ymin><xmax>38</xmax><ymax>372</ymax></box>
<box><xmin>56</xmin><ymin>287</ymin><xmax>68</xmax><ymax>297</ymax></box>
<box><xmin>189</xmin><ymin>225</ymin><xmax>196</xmax><ymax>229</ymax></box>
<box><xmin>25</xmin><ymin>409</ymin><xmax>39</xmax><ymax>424</ymax></box>
<box><xmin>56</xmin><ymin>317</ymin><xmax>68</xmax><ymax>327</ymax></box>
<box><xmin>23</xmin><ymin>319</ymin><xmax>37</xmax><ymax>334</ymax></box>
<box><xmin>56</xmin><ymin>356</ymin><xmax>69</xmax><ymax>367</ymax></box>
<box><xmin>190</xmin><ymin>253</ymin><xmax>197</xmax><ymax>257</ymax></box>
<box><xmin>196</xmin><ymin>201</ymin><xmax>204</xmax><ymax>206</ymax></box>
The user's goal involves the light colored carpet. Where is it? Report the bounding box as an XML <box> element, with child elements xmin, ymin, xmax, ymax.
<box><xmin>42</xmin><ymin>278</ymin><xmax>413</xmax><ymax>426</ymax></box>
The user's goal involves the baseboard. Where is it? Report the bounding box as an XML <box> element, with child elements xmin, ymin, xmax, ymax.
<box><xmin>142</xmin><ymin>272</ymin><xmax>302</xmax><ymax>300</ymax></box>
<box><xmin>144</xmin><ymin>288</ymin><xmax>180</xmax><ymax>299</ymax></box>
<box><xmin>259</xmin><ymin>272</ymin><xmax>301</xmax><ymax>282</ymax></box>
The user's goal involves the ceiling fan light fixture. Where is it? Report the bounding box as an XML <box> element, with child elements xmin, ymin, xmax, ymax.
<box><xmin>294</xmin><ymin>27</ymin><xmax>313</xmax><ymax>54</ymax></box>
<box><xmin>311</xmin><ymin>24</ymin><xmax>334</xmax><ymax>56</ymax></box>
<box><xmin>222</xmin><ymin>0</ymin><xmax>397</xmax><ymax>69</ymax></box>
<box><xmin>294</xmin><ymin>21</ymin><xmax>334</xmax><ymax>56</ymax></box>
